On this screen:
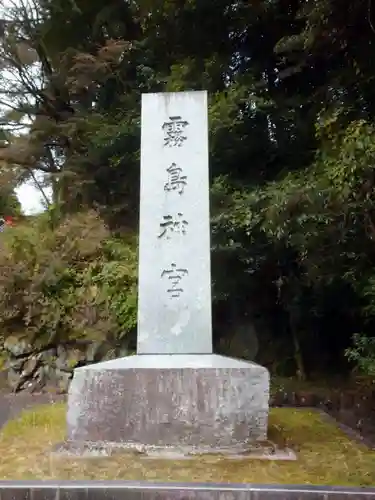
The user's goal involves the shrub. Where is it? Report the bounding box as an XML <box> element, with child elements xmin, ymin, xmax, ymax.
<box><xmin>0</xmin><ymin>210</ymin><xmax>137</xmax><ymax>350</ymax></box>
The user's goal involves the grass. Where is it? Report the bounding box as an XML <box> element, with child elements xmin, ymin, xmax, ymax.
<box><xmin>0</xmin><ymin>403</ymin><xmax>374</xmax><ymax>486</ymax></box>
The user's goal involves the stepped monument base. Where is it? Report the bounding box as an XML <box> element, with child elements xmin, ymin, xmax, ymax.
<box><xmin>66</xmin><ymin>354</ymin><xmax>269</xmax><ymax>453</ymax></box>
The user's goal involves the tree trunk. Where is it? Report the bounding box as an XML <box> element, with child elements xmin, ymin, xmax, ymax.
<box><xmin>289</xmin><ymin>311</ymin><xmax>307</xmax><ymax>381</ymax></box>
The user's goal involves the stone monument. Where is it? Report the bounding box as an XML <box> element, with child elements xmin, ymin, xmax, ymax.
<box><xmin>66</xmin><ymin>91</ymin><xmax>270</xmax><ymax>454</ymax></box>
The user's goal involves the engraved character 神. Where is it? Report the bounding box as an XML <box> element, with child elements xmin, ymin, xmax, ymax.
<box><xmin>162</xmin><ymin>116</ymin><xmax>189</xmax><ymax>147</ymax></box>
<box><xmin>158</xmin><ymin>213</ymin><xmax>188</xmax><ymax>239</ymax></box>
<box><xmin>161</xmin><ymin>263</ymin><xmax>188</xmax><ymax>298</ymax></box>
<box><xmin>164</xmin><ymin>163</ymin><xmax>187</xmax><ymax>195</ymax></box>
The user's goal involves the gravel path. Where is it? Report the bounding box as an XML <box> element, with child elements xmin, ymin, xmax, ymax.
<box><xmin>0</xmin><ymin>393</ymin><xmax>66</xmax><ymax>430</ymax></box>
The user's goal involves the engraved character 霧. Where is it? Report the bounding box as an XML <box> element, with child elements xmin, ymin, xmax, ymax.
<box><xmin>162</xmin><ymin>116</ymin><xmax>189</xmax><ymax>147</ymax></box>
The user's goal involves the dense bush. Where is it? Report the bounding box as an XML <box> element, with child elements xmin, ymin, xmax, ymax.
<box><xmin>0</xmin><ymin>211</ymin><xmax>138</xmax><ymax>353</ymax></box>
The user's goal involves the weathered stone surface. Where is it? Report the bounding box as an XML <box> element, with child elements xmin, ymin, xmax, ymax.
<box><xmin>21</xmin><ymin>356</ymin><xmax>39</xmax><ymax>378</ymax></box>
<box><xmin>5</xmin><ymin>357</ymin><xmax>25</xmax><ymax>371</ymax></box>
<box><xmin>22</xmin><ymin>367</ymin><xmax>46</xmax><ymax>393</ymax></box>
<box><xmin>37</xmin><ymin>348</ymin><xmax>57</xmax><ymax>364</ymax></box>
<box><xmin>7</xmin><ymin>367</ymin><xmax>24</xmax><ymax>392</ymax></box>
<box><xmin>137</xmin><ymin>91</ymin><xmax>212</xmax><ymax>355</ymax></box>
<box><xmin>65</xmin><ymin>91</ymin><xmax>271</xmax><ymax>452</ymax></box>
<box><xmin>0</xmin><ymin>338</ymin><xmax>131</xmax><ymax>393</ymax></box>
<box><xmin>1</xmin><ymin>482</ymin><xmax>375</xmax><ymax>500</ymax></box>
<box><xmin>4</xmin><ymin>337</ymin><xmax>33</xmax><ymax>358</ymax></box>
<box><xmin>56</xmin><ymin>369</ymin><xmax>73</xmax><ymax>393</ymax></box>
<box><xmin>67</xmin><ymin>354</ymin><xmax>270</xmax><ymax>451</ymax></box>
<box><xmin>85</xmin><ymin>342</ymin><xmax>102</xmax><ymax>363</ymax></box>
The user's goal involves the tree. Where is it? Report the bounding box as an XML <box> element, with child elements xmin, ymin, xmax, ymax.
<box><xmin>1</xmin><ymin>0</ymin><xmax>375</xmax><ymax>378</ymax></box>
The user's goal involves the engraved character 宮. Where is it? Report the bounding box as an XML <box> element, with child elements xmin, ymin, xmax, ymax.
<box><xmin>161</xmin><ymin>263</ymin><xmax>188</xmax><ymax>298</ymax></box>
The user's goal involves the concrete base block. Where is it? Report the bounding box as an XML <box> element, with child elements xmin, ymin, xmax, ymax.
<box><xmin>66</xmin><ymin>354</ymin><xmax>270</xmax><ymax>453</ymax></box>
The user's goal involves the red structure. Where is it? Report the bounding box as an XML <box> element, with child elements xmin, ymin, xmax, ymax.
<box><xmin>4</xmin><ymin>216</ymin><xmax>13</xmax><ymax>226</ymax></box>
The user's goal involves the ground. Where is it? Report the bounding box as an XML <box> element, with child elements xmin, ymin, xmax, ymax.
<box><xmin>0</xmin><ymin>403</ymin><xmax>374</xmax><ymax>485</ymax></box>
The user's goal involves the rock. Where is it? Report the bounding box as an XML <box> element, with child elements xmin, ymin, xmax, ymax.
<box><xmin>4</xmin><ymin>337</ymin><xmax>33</xmax><ymax>358</ymax></box>
<box><xmin>85</xmin><ymin>342</ymin><xmax>102</xmax><ymax>363</ymax></box>
<box><xmin>21</xmin><ymin>356</ymin><xmax>40</xmax><ymax>378</ymax></box>
<box><xmin>56</xmin><ymin>346</ymin><xmax>85</xmax><ymax>372</ymax></box>
<box><xmin>42</xmin><ymin>365</ymin><xmax>63</xmax><ymax>393</ymax></box>
<box><xmin>7</xmin><ymin>367</ymin><xmax>24</xmax><ymax>392</ymax></box>
<box><xmin>37</xmin><ymin>348</ymin><xmax>57</xmax><ymax>364</ymax></box>
<box><xmin>42</xmin><ymin>363</ymin><xmax>57</xmax><ymax>379</ymax></box>
<box><xmin>23</xmin><ymin>366</ymin><xmax>46</xmax><ymax>393</ymax></box>
<box><xmin>5</xmin><ymin>357</ymin><xmax>25</xmax><ymax>371</ymax></box>
<box><xmin>101</xmin><ymin>346</ymin><xmax>117</xmax><ymax>361</ymax></box>
<box><xmin>86</xmin><ymin>341</ymin><xmax>122</xmax><ymax>363</ymax></box>
<box><xmin>2</xmin><ymin>340</ymin><xmax>115</xmax><ymax>393</ymax></box>
<box><xmin>117</xmin><ymin>346</ymin><xmax>131</xmax><ymax>358</ymax></box>
<box><xmin>55</xmin><ymin>347</ymin><xmax>68</xmax><ymax>371</ymax></box>
<box><xmin>7</xmin><ymin>356</ymin><xmax>43</xmax><ymax>393</ymax></box>
<box><xmin>55</xmin><ymin>368</ymin><xmax>72</xmax><ymax>393</ymax></box>
<box><xmin>56</xmin><ymin>345</ymin><xmax>67</xmax><ymax>358</ymax></box>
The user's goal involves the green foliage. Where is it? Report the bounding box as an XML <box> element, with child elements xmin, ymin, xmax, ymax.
<box><xmin>210</xmin><ymin>114</ymin><xmax>375</xmax><ymax>376</ymax></box>
<box><xmin>345</xmin><ymin>334</ymin><xmax>375</xmax><ymax>377</ymax></box>
<box><xmin>1</xmin><ymin>0</ymin><xmax>375</xmax><ymax>376</ymax></box>
<box><xmin>0</xmin><ymin>211</ymin><xmax>137</xmax><ymax>348</ymax></box>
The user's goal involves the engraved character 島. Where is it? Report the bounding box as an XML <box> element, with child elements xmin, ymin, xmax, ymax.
<box><xmin>162</xmin><ymin>116</ymin><xmax>189</xmax><ymax>147</ymax></box>
<box><xmin>164</xmin><ymin>163</ymin><xmax>187</xmax><ymax>195</ymax></box>
<box><xmin>161</xmin><ymin>263</ymin><xmax>188</xmax><ymax>298</ymax></box>
<box><xmin>158</xmin><ymin>213</ymin><xmax>188</xmax><ymax>240</ymax></box>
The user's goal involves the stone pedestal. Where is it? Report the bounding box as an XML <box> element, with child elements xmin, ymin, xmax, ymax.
<box><xmin>66</xmin><ymin>354</ymin><xmax>269</xmax><ymax>453</ymax></box>
<box><xmin>61</xmin><ymin>93</ymin><xmax>276</xmax><ymax>458</ymax></box>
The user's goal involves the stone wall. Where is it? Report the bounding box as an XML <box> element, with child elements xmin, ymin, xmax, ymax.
<box><xmin>0</xmin><ymin>338</ymin><xmax>129</xmax><ymax>393</ymax></box>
